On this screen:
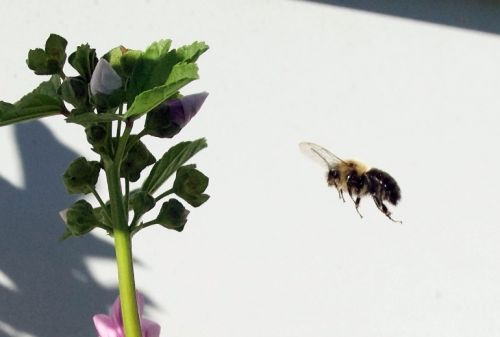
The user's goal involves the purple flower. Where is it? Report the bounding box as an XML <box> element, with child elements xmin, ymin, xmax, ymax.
<box><xmin>144</xmin><ymin>92</ymin><xmax>209</xmax><ymax>138</ymax></box>
<box><xmin>171</xmin><ymin>92</ymin><xmax>209</xmax><ymax>128</ymax></box>
<box><xmin>93</xmin><ymin>291</ymin><xmax>160</xmax><ymax>337</ymax></box>
<box><xmin>90</xmin><ymin>58</ymin><xmax>122</xmax><ymax>95</ymax></box>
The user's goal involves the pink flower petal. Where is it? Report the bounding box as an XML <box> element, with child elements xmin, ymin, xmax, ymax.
<box><xmin>142</xmin><ymin>318</ymin><xmax>161</xmax><ymax>337</ymax></box>
<box><xmin>93</xmin><ymin>314</ymin><xmax>123</xmax><ymax>337</ymax></box>
<box><xmin>94</xmin><ymin>291</ymin><xmax>160</xmax><ymax>337</ymax></box>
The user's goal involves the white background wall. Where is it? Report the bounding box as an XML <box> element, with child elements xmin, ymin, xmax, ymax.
<box><xmin>1</xmin><ymin>1</ymin><xmax>500</xmax><ymax>336</ymax></box>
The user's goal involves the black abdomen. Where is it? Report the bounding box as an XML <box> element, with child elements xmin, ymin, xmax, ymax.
<box><xmin>366</xmin><ymin>168</ymin><xmax>401</xmax><ymax>205</ymax></box>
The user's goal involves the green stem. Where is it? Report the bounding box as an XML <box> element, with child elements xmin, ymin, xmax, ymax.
<box><xmin>128</xmin><ymin>213</ymin><xmax>142</xmax><ymax>236</ymax></box>
<box><xmin>89</xmin><ymin>185</ymin><xmax>113</xmax><ymax>227</ymax></box>
<box><xmin>90</xmin><ymin>186</ymin><xmax>107</xmax><ymax>211</ymax></box>
<box><xmin>124</xmin><ymin>178</ymin><xmax>130</xmax><ymax>217</ymax></box>
<box><xmin>104</xmin><ymin>123</ymin><xmax>142</xmax><ymax>337</ymax></box>
<box><xmin>116</xmin><ymin>104</ymin><xmax>124</xmax><ymax>140</ymax></box>
<box><xmin>155</xmin><ymin>188</ymin><xmax>174</xmax><ymax>203</ymax></box>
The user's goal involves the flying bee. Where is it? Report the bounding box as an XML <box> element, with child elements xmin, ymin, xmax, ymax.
<box><xmin>299</xmin><ymin>142</ymin><xmax>402</xmax><ymax>223</ymax></box>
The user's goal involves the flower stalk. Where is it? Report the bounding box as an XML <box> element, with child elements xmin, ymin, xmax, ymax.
<box><xmin>104</xmin><ymin>123</ymin><xmax>142</xmax><ymax>336</ymax></box>
<box><xmin>1</xmin><ymin>35</ymin><xmax>211</xmax><ymax>336</ymax></box>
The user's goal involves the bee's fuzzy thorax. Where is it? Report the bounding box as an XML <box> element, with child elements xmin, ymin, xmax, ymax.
<box><xmin>340</xmin><ymin>159</ymin><xmax>370</xmax><ymax>176</ymax></box>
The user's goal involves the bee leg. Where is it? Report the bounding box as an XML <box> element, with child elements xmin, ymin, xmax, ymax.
<box><xmin>354</xmin><ymin>197</ymin><xmax>363</xmax><ymax>219</ymax></box>
<box><xmin>372</xmin><ymin>196</ymin><xmax>402</xmax><ymax>224</ymax></box>
<box><xmin>338</xmin><ymin>188</ymin><xmax>345</xmax><ymax>202</ymax></box>
<box><xmin>330</xmin><ymin>180</ymin><xmax>345</xmax><ymax>202</ymax></box>
<box><xmin>347</xmin><ymin>188</ymin><xmax>356</xmax><ymax>204</ymax></box>
<box><xmin>347</xmin><ymin>189</ymin><xmax>363</xmax><ymax>218</ymax></box>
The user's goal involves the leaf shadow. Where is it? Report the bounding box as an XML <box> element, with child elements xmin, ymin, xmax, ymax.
<box><xmin>0</xmin><ymin>121</ymin><xmax>116</xmax><ymax>337</ymax></box>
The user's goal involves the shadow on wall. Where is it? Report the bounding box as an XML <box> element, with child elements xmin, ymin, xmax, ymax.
<box><xmin>0</xmin><ymin>121</ymin><xmax>116</xmax><ymax>337</ymax></box>
<box><xmin>299</xmin><ymin>0</ymin><xmax>500</xmax><ymax>35</ymax></box>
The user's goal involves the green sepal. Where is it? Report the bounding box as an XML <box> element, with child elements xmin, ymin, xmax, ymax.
<box><xmin>143</xmin><ymin>102</ymin><xmax>182</xmax><ymax>138</ymax></box>
<box><xmin>0</xmin><ymin>75</ymin><xmax>64</xmax><ymax>126</ymax></box>
<box><xmin>58</xmin><ymin>76</ymin><xmax>90</xmax><ymax>109</ymax></box>
<box><xmin>59</xmin><ymin>229</ymin><xmax>73</xmax><ymax>243</ymax></box>
<box><xmin>26</xmin><ymin>34</ymin><xmax>67</xmax><ymax>75</ymax></box>
<box><xmin>131</xmin><ymin>191</ymin><xmax>156</xmax><ymax>216</ymax></box>
<box><xmin>142</xmin><ymin>138</ymin><xmax>207</xmax><ymax>195</ymax></box>
<box><xmin>156</xmin><ymin>198</ymin><xmax>189</xmax><ymax>232</ymax></box>
<box><xmin>85</xmin><ymin>124</ymin><xmax>108</xmax><ymax>148</ymax></box>
<box><xmin>91</xmin><ymin>88</ymin><xmax>126</xmax><ymax>112</ymax></box>
<box><xmin>120</xmin><ymin>139</ymin><xmax>156</xmax><ymax>182</ymax></box>
<box><xmin>64</xmin><ymin>199</ymin><xmax>101</xmax><ymax>237</ymax></box>
<box><xmin>68</xmin><ymin>44</ymin><xmax>98</xmax><ymax>82</ymax></box>
<box><xmin>173</xmin><ymin>164</ymin><xmax>210</xmax><ymax>207</ymax></box>
<box><xmin>62</xmin><ymin>157</ymin><xmax>101</xmax><ymax>194</ymax></box>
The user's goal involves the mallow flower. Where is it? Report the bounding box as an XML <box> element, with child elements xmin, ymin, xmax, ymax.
<box><xmin>93</xmin><ymin>291</ymin><xmax>160</xmax><ymax>337</ymax></box>
<box><xmin>144</xmin><ymin>91</ymin><xmax>209</xmax><ymax>138</ymax></box>
<box><xmin>90</xmin><ymin>58</ymin><xmax>122</xmax><ymax>95</ymax></box>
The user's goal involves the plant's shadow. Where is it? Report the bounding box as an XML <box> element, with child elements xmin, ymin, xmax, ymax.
<box><xmin>0</xmin><ymin>121</ymin><xmax>116</xmax><ymax>337</ymax></box>
<box><xmin>299</xmin><ymin>0</ymin><xmax>500</xmax><ymax>35</ymax></box>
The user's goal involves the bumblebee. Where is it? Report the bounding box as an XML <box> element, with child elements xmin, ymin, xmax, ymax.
<box><xmin>299</xmin><ymin>142</ymin><xmax>402</xmax><ymax>223</ymax></box>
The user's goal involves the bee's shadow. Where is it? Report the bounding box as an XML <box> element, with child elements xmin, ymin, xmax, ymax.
<box><xmin>0</xmin><ymin>121</ymin><xmax>116</xmax><ymax>337</ymax></box>
<box><xmin>301</xmin><ymin>0</ymin><xmax>500</xmax><ymax>35</ymax></box>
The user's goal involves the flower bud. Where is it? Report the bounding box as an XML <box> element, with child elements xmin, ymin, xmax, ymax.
<box><xmin>85</xmin><ymin>125</ymin><xmax>108</xmax><ymax>153</ymax></box>
<box><xmin>64</xmin><ymin>200</ymin><xmax>100</xmax><ymax>236</ymax></box>
<box><xmin>132</xmin><ymin>191</ymin><xmax>156</xmax><ymax>216</ymax></box>
<box><xmin>26</xmin><ymin>34</ymin><xmax>67</xmax><ymax>75</ymax></box>
<box><xmin>120</xmin><ymin>140</ymin><xmax>156</xmax><ymax>182</ymax></box>
<box><xmin>144</xmin><ymin>92</ymin><xmax>208</xmax><ymax>138</ymax></box>
<box><xmin>90</xmin><ymin>58</ymin><xmax>122</xmax><ymax>95</ymax></box>
<box><xmin>58</xmin><ymin>76</ymin><xmax>90</xmax><ymax>109</ymax></box>
<box><xmin>68</xmin><ymin>44</ymin><xmax>98</xmax><ymax>82</ymax></box>
<box><xmin>62</xmin><ymin>157</ymin><xmax>101</xmax><ymax>195</ymax></box>
<box><xmin>156</xmin><ymin>199</ymin><xmax>189</xmax><ymax>232</ymax></box>
<box><xmin>173</xmin><ymin>164</ymin><xmax>210</xmax><ymax>207</ymax></box>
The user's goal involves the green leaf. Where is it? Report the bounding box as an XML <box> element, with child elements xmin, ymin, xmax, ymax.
<box><xmin>123</xmin><ymin>63</ymin><xmax>199</xmax><ymax>119</ymax></box>
<box><xmin>144</xmin><ymin>39</ymin><xmax>172</xmax><ymax>59</ymax></box>
<box><xmin>103</xmin><ymin>46</ymin><xmax>128</xmax><ymax>77</ymax></box>
<box><xmin>125</xmin><ymin>40</ymin><xmax>207</xmax><ymax>104</ymax></box>
<box><xmin>66</xmin><ymin>112</ymin><xmax>125</xmax><ymax>125</ymax></box>
<box><xmin>23</xmin><ymin>74</ymin><xmax>62</xmax><ymax>101</ymax></box>
<box><xmin>142</xmin><ymin>138</ymin><xmax>207</xmax><ymax>195</ymax></box>
<box><xmin>0</xmin><ymin>76</ymin><xmax>64</xmax><ymax>126</ymax></box>
<box><xmin>165</xmin><ymin>62</ymin><xmax>199</xmax><ymax>86</ymax></box>
<box><xmin>119</xmin><ymin>49</ymin><xmax>142</xmax><ymax>78</ymax></box>
<box><xmin>176</xmin><ymin>41</ymin><xmax>209</xmax><ymax>63</ymax></box>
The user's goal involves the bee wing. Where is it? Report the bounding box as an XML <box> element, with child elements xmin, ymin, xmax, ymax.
<box><xmin>299</xmin><ymin>142</ymin><xmax>343</xmax><ymax>169</ymax></box>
